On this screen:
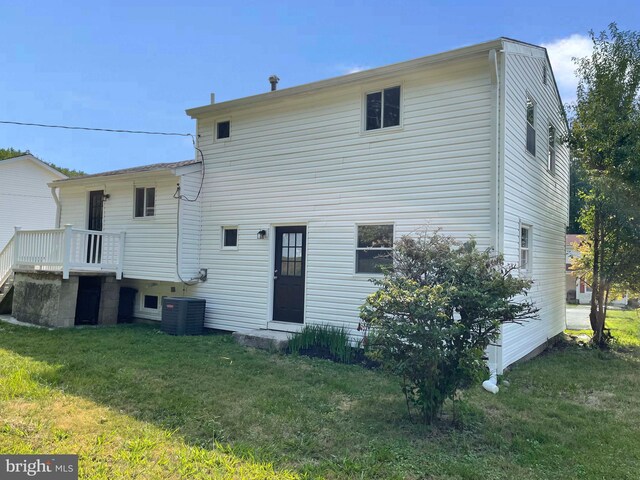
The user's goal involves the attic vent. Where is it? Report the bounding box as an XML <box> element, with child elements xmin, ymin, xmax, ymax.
<box><xmin>543</xmin><ymin>65</ymin><xmax>548</xmax><ymax>85</ymax></box>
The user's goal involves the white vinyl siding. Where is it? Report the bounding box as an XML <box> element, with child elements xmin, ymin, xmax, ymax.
<box><xmin>58</xmin><ymin>172</ymin><xmax>183</xmax><ymax>281</ymax></box>
<box><xmin>177</xmin><ymin>170</ymin><xmax>202</xmax><ymax>280</ymax></box>
<box><xmin>188</xmin><ymin>54</ymin><xmax>495</xmax><ymax>333</ymax></box>
<box><xmin>500</xmin><ymin>41</ymin><xmax>570</xmax><ymax>370</ymax></box>
<box><xmin>0</xmin><ymin>158</ymin><xmax>64</xmax><ymax>249</ymax></box>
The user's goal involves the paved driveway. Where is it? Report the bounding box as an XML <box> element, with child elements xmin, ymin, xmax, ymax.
<box><xmin>566</xmin><ymin>305</ymin><xmax>591</xmax><ymax>330</ymax></box>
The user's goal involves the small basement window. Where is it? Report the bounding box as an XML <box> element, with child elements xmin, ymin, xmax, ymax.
<box><xmin>135</xmin><ymin>187</ymin><xmax>155</xmax><ymax>217</ymax></box>
<box><xmin>143</xmin><ymin>295</ymin><xmax>159</xmax><ymax>309</ymax></box>
<box><xmin>222</xmin><ymin>226</ymin><xmax>238</xmax><ymax>248</ymax></box>
<box><xmin>356</xmin><ymin>224</ymin><xmax>393</xmax><ymax>274</ymax></box>
<box><xmin>520</xmin><ymin>225</ymin><xmax>532</xmax><ymax>273</ymax></box>
<box><xmin>216</xmin><ymin>120</ymin><xmax>231</xmax><ymax>140</ymax></box>
<box><xmin>365</xmin><ymin>86</ymin><xmax>401</xmax><ymax>131</ymax></box>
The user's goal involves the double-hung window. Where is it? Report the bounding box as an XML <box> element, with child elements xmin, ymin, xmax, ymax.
<box><xmin>135</xmin><ymin>187</ymin><xmax>155</xmax><ymax>217</ymax></box>
<box><xmin>356</xmin><ymin>224</ymin><xmax>393</xmax><ymax>273</ymax></box>
<box><xmin>520</xmin><ymin>225</ymin><xmax>532</xmax><ymax>273</ymax></box>
<box><xmin>547</xmin><ymin>124</ymin><xmax>556</xmax><ymax>173</ymax></box>
<box><xmin>365</xmin><ymin>86</ymin><xmax>401</xmax><ymax>131</ymax></box>
<box><xmin>526</xmin><ymin>96</ymin><xmax>536</xmax><ymax>155</ymax></box>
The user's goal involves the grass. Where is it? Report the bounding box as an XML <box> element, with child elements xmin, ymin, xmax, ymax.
<box><xmin>0</xmin><ymin>310</ymin><xmax>639</xmax><ymax>479</ymax></box>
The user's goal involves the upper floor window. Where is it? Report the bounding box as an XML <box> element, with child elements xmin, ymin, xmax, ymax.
<box><xmin>526</xmin><ymin>96</ymin><xmax>536</xmax><ymax>156</ymax></box>
<box><xmin>356</xmin><ymin>224</ymin><xmax>393</xmax><ymax>273</ymax></box>
<box><xmin>547</xmin><ymin>124</ymin><xmax>556</xmax><ymax>173</ymax></box>
<box><xmin>134</xmin><ymin>187</ymin><xmax>155</xmax><ymax>217</ymax></box>
<box><xmin>520</xmin><ymin>225</ymin><xmax>531</xmax><ymax>273</ymax></box>
<box><xmin>365</xmin><ymin>86</ymin><xmax>401</xmax><ymax>131</ymax></box>
<box><xmin>216</xmin><ymin>120</ymin><xmax>230</xmax><ymax>140</ymax></box>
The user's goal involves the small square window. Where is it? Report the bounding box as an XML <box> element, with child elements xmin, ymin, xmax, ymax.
<box><xmin>222</xmin><ymin>227</ymin><xmax>238</xmax><ymax>248</ymax></box>
<box><xmin>365</xmin><ymin>86</ymin><xmax>401</xmax><ymax>131</ymax></box>
<box><xmin>217</xmin><ymin>120</ymin><xmax>230</xmax><ymax>140</ymax></box>
<box><xmin>144</xmin><ymin>295</ymin><xmax>159</xmax><ymax>309</ymax></box>
<box><xmin>135</xmin><ymin>187</ymin><xmax>155</xmax><ymax>218</ymax></box>
<box><xmin>356</xmin><ymin>224</ymin><xmax>393</xmax><ymax>273</ymax></box>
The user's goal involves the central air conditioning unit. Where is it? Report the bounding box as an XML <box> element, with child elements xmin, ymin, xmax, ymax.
<box><xmin>161</xmin><ymin>297</ymin><xmax>206</xmax><ymax>335</ymax></box>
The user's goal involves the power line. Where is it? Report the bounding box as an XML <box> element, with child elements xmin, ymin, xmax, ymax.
<box><xmin>0</xmin><ymin>120</ymin><xmax>192</xmax><ymax>137</ymax></box>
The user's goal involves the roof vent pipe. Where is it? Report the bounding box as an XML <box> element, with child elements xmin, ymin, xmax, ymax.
<box><xmin>269</xmin><ymin>75</ymin><xmax>280</xmax><ymax>91</ymax></box>
<box><xmin>210</xmin><ymin>93</ymin><xmax>215</xmax><ymax>104</ymax></box>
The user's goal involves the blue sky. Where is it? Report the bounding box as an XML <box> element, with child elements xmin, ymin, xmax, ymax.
<box><xmin>1</xmin><ymin>0</ymin><xmax>638</xmax><ymax>173</ymax></box>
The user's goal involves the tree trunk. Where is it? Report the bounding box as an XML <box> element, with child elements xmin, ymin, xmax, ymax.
<box><xmin>590</xmin><ymin>206</ymin><xmax>605</xmax><ymax>346</ymax></box>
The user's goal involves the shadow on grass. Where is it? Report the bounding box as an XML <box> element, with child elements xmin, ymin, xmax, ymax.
<box><xmin>0</xmin><ymin>323</ymin><xmax>432</xmax><ymax>478</ymax></box>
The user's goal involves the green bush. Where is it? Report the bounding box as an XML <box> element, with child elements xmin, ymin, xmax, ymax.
<box><xmin>360</xmin><ymin>229</ymin><xmax>538</xmax><ymax>424</ymax></box>
<box><xmin>288</xmin><ymin>324</ymin><xmax>356</xmax><ymax>363</ymax></box>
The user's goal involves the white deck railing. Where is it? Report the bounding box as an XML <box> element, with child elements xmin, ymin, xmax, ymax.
<box><xmin>6</xmin><ymin>225</ymin><xmax>125</xmax><ymax>280</ymax></box>
<box><xmin>0</xmin><ymin>237</ymin><xmax>14</xmax><ymax>286</ymax></box>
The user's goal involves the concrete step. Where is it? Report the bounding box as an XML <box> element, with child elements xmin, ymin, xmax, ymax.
<box><xmin>232</xmin><ymin>329</ymin><xmax>290</xmax><ymax>352</ymax></box>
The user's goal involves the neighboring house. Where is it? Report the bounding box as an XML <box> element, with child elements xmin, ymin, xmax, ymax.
<box><xmin>566</xmin><ymin>234</ymin><xmax>628</xmax><ymax>306</ymax></box>
<box><xmin>1</xmin><ymin>38</ymin><xmax>569</xmax><ymax>374</ymax></box>
<box><xmin>0</xmin><ymin>154</ymin><xmax>67</xmax><ymax>249</ymax></box>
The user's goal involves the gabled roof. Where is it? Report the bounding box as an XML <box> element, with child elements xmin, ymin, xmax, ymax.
<box><xmin>0</xmin><ymin>154</ymin><xmax>68</xmax><ymax>179</ymax></box>
<box><xmin>186</xmin><ymin>37</ymin><xmax>563</xmax><ymax>120</ymax></box>
<box><xmin>51</xmin><ymin>159</ymin><xmax>201</xmax><ymax>184</ymax></box>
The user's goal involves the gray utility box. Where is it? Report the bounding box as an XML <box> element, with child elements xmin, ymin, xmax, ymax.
<box><xmin>161</xmin><ymin>297</ymin><xmax>206</xmax><ymax>335</ymax></box>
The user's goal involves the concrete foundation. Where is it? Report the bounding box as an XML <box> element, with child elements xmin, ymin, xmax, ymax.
<box><xmin>12</xmin><ymin>270</ymin><xmax>120</xmax><ymax>327</ymax></box>
<box><xmin>13</xmin><ymin>271</ymin><xmax>79</xmax><ymax>327</ymax></box>
<box><xmin>233</xmin><ymin>329</ymin><xmax>290</xmax><ymax>352</ymax></box>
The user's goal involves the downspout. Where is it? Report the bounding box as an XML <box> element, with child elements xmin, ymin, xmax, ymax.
<box><xmin>50</xmin><ymin>186</ymin><xmax>62</xmax><ymax>228</ymax></box>
<box><xmin>484</xmin><ymin>47</ymin><xmax>502</xmax><ymax>394</ymax></box>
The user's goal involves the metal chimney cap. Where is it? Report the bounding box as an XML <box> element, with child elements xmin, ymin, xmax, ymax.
<box><xmin>268</xmin><ymin>75</ymin><xmax>280</xmax><ymax>91</ymax></box>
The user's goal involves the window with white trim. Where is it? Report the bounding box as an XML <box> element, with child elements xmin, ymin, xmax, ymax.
<box><xmin>520</xmin><ymin>225</ymin><xmax>532</xmax><ymax>272</ymax></box>
<box><xmin>216</xmin><ymin>120</ymin><xmax>230</xmax><ymax>140</ymax></box>
<box><xmin>134</xmin><ymin>187</ymin><xmax>155</xmax><ymax>217</ymax></box>
<box><xmin>365</xmin><ymin>86</ymin><xmax>401</xmax><ymax>131</ymax></box>
<box><xmin>526</xmin><ymin>96</ymin><xmax>536</xmax><ymax>155</ymax></box>
<box><xmin>143</xmin><ymin>295</ymin><xmax>159</xmax><ymax>310</ymax></box>
<box><xmin>547</xmin><ymin>124</ymin><xmax>556</xmax><ymax>173</ymax></box>
<box><xmin>356</xmin><ymin>224</ymin><xmax>393</xmax><ymax>273</ymax></box>
<box><xmin>222</xmin><ymin>226</ymin><xmax>238</xmax><ymax>248</ymax></box>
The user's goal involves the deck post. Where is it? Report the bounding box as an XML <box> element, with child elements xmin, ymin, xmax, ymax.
<box><xmin>116</xmin><ymin>231</ymin><xmax>125</xmax><ymax>280</ymax></box>
<box><xmin>12</xmin><ymin>226</ymin><xmax>21</xmax><ymax>267</ymax></box>
<box><xmin>62</xmin><ymin>224</ymin><xmax>73</xmax><ymax>280</ymax></box>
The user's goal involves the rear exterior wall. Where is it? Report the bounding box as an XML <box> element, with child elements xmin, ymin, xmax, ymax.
<box><xmin>188</xmin><ymin>54</ymin><xmax>496</xmax><ymax>333</ymax></box>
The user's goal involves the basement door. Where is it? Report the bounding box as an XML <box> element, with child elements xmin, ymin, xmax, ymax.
<box><xmin>273</xmin><ymin>226</ymin><xmax>306</xmax><ymax>324</ymax></box>
<box><xmin>87</xmin><ymin>190</ymin><xmax>104</xmax><ymax>263</ymax></box>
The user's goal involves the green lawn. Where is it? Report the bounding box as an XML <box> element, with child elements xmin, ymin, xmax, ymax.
<box><xmin>1</xmin><ymin>311</ymin><xmax>640</xmax><ymax>479</ymax></box>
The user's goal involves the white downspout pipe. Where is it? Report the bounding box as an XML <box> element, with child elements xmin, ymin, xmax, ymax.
<box><xmin>50</xmin><ymin>186</ymin><xmax>62</xmax><ymax>228</ymax></box>
<box><xmin>483</xmin><ymin>47</ymin><xmax>502</xmax><ymax>395</ymax></box>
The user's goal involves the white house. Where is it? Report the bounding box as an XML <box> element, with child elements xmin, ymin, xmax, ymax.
<box><xmin>1</xmin><ymin>38</ymin><xmax>569</xmax><ymax>374</ymax></box>
<box><xmin>0</xmin><ymin>154</ymin><xmax>67</xmax><ymax>249</ymax></box>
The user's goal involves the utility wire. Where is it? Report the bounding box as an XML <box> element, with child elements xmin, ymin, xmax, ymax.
<box><xmin>0</xmin><ymin>120</ymin><xmax>192</xmax><ymax>137</ymax></box>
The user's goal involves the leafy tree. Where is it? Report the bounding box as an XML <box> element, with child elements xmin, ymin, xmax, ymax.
<box><xmin>0</xmin><ymin>147</ymin><xmax>85</xmax><ymax>177</ymax></box>
<box><xmin>569</xmin><ymin>24</ymin><xmax>640</xmax><ymax>346</ymax></box>
<box><xmin>0</xmin><ymin>147</ymin><xmax>28</xmax><ymax>160</ymax></box>
<box><xmin>359</xmin><ymin>230</ymin><xmax>538</xmax><ymax>424</ymax></box>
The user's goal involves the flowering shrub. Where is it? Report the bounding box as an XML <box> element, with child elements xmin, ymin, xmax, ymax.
<box><xmin>360</xmin><ymin>230</ymin><xmax>538</xmax><ymax>424</ymax></box>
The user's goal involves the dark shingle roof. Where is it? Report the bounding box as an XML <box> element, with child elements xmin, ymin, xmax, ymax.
<box><xmin>52</xmin><ymin>159</ymin><xmax>200</xmax><ymax>183</ymax></box>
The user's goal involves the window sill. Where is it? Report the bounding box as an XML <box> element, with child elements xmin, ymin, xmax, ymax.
<box><xmin>361</xmin><ymin>125</ymin><xmax>404</xmax><ymax>136</ymax></box>
<box><xmin>221</xmin><ymin>246</ymin><xmax>238</xmax><ymax>251</ymax></box>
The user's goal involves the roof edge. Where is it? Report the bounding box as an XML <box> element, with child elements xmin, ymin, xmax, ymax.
<box><xmin>0</xmin><ymin>154</ymin><xmax>68</xmax><ymax>179</ymax></box>
<box><xmin>186</xmin><ymin>38</ymin><xmax>508</xmax><ymax>118</ymax></box>
<box><xmin>51</xmin><ymin>160</ymin><xmax>201</xmax><ymax>185</ymax></box>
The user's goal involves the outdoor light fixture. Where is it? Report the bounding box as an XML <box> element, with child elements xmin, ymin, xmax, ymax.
<box><xmin>102</xmin><ymin>193</ymin><xmax>110</xmax><ymax>201</ymax></box>
<box><xmin>257</xmin><ymin>229</ymin><xmax>267</xmax><ymax>240</ymax></box>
